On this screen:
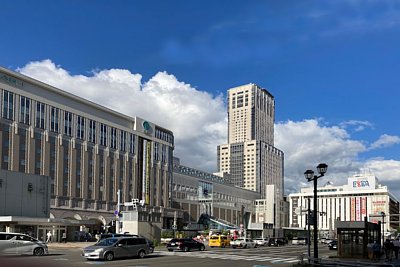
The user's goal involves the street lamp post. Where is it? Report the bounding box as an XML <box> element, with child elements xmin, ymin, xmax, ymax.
<box><xmin>304</xmin><ymin>163</ymin><xmax>328</xmax><ymax>262</ymax></box>
<box><xmin>307</xmin><ymin>198</ymin><xmax>311</xmax><ymax>263</ymax></box>
<box><xmin>381</xmin><ymin>211</ymin><xmax>386</xmax><ymax>246</ymax></box>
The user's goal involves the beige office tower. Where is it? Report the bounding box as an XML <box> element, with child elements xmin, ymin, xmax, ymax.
<box><xmin>227</xmin><ymin>84</ymin><xmax>275</xmax><ymax>145</ymax></box>
<box><xmin>217</xmin><ymin>83</ymin><xmax>284</xmax><ymax>200</ymax></box>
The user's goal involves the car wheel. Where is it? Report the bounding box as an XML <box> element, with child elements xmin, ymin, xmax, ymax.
<box><xmin>104</xmin><ymin>252</ymin><xmax>114</xmax><ymax>261</ymax></box>
<box><xmin>149</xmin><ymin>247</ymin><xmax>154</xmax><ymax>253</ymax></box>
<box><xmin>232</xmin><ymin>246</ymin><xmax>236</xmax><ymax>249</ymax></box>
<box><xmin>183</xmin><ymin>246</ymin><xmax>189</xmax><ymax>252</ymax></box>
<box><xmin>168</xmin><ymin>249</ymin><xmax>173</xmax><ymax>252</ymax></box>
<box><xmin>199</xmin><ymin>245</ymin><xmax>205</xmax><ymax>251</ymax></box>
<box><xmin>243</xmin><ymin>244</ymin><xmax>247</xmax><ymax>249</ymax></box>
<box><xmin>33</xmin><ymin>247</ymin><xmax>44</xmax><ymax>256</ymax></box>
<box><xmin>138</xmin><ymin>250</ymin><xmax>146</xmax><ymax>259</ymax></box>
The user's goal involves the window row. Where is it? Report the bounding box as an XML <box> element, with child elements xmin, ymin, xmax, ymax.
<box><xmin>2</xmin><ymin>90</ymin><xmax>136</xmax><ymax>153</ymax></box>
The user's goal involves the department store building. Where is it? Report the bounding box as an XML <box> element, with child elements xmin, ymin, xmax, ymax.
<box><xmin>288</xmin><ymin>173</ymin><xmax>400</xmax><ymax>239</ymax></box>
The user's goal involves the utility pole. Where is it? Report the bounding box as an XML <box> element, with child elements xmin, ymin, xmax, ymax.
<box><xmin>173</xmin><ymin>210</ymin><xmax>177</xmax><ymax>238</ymax></box>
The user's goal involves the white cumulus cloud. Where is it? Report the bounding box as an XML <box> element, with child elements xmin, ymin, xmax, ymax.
<box><xmin>369</xmin><ymin>134</ymin><xmax>400</xmax><ymax>150</ymax></box>
<box><xmin>17</xmin><ymin>59</ymin><xmax>400</xmax><ymax>198</ymax></box>
<box><xmin>18</xmin><ymin>59</ymin><xmax>227</xmax><ymax>171</ymax></box>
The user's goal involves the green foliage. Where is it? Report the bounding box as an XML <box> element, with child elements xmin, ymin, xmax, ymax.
<box><xmin>161</xmin><ymin>230</ymin><xmax>174</xmax><ymax>238</ymax></box>
<box><xmin>221</xmin><ymin>229</ymin><xmax>230</xmax><ymax>236</ymax></box>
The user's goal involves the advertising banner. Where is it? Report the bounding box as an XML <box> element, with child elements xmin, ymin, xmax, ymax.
<box><xmin>361</xmin><ymin>197</ymin><xmax>367</xmax><ymax>220</ymax></box>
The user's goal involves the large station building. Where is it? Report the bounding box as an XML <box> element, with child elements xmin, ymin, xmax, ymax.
<box><xmin>0</xmin><ymin>66</ymin><xmax>174</xmax><ymax>241</ymax></box>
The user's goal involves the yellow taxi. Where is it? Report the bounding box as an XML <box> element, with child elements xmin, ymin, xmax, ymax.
<box><xmin>208</xmin><ymin>235</ymin><xmax>230</xmax><ymax>248</ymax></box>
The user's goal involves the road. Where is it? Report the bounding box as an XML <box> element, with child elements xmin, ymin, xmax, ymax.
<box><xmin>1</xmin><ymin>244</ymin><xmax>336</xmax><ymax>267</ymax></box>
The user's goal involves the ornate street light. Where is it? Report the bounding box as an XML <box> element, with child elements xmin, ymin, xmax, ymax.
<box><xmin>304</xmin><ymin>163</ymin><xmax>328</xmax><ymax>262</ymax></box>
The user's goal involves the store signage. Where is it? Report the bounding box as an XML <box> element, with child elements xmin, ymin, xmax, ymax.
<box><xmin>352</xmin><ymin>180</ymin><xmax>370</xmax><ymax>188</ymax></box>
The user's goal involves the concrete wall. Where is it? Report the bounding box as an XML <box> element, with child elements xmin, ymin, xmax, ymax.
<box><xmin>0</xmin><ymin>170</ymin><xmax>50</xmax><ymax>217</ymax></box>
<box><xmin>122</xmin><ymin>210</ymin><xmax>162</xmax><ymax>242</ymax></box>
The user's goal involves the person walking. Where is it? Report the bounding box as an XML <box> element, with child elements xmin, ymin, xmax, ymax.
<box><xmin>46</xmin><ymin>231</ymin><xmax>52</xmax><ymax>243</ymax></box>
<box><xmin>393</xmin><ymin>238</ymin><xmax>400</xmax><ymax>260</ymax></box>
<box><xmin>372</xmin><ymin>241</ymin><xmax>380</xmax><ymax>261</ymax></box>
<box><xmin>62</xmin><ymin>232</ymin><xmax>67</xmax><ymax>243</ymax></box>
<box><xmin>384</xmin><ymin>239</ymin><xmax>393</xmax><ymax>261</ymax></box>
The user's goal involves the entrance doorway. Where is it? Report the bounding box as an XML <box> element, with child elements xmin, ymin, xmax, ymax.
<box><xmin>37</xmin><ymin>226</ymin><xmax>66</xmax><ymax>243</ymax></box>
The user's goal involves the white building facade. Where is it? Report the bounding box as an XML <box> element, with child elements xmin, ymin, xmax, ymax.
<box><xmin>289</xmin><ymin>173</ymin><xmax>400</xmax><ymax>238</ymax></box>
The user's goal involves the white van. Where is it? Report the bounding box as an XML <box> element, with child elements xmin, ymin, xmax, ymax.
<box><xmin>0</xmin><ymin>232</ymin><xmax>48</xmax><ymax>256</ymax></box>
<box><xmin>292</xmin><ymin>237</ymin><xmax>307</xmax><ymax>245</ymax></box>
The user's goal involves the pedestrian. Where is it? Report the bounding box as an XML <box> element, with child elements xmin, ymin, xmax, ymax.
<box><xmin>372</xmin><ymin>241</ymin><xmax>380</xmax><ymax>261</ymax></box>
<box><xmin>384</xmin><ymin>239</ymin><xmax>393</xmax><ymax>261</ymax></box>
<box><xmin>393</xmin><ymin>238</ymin><xmax>400</xmax><ymax>260</ymax></box>
<box><xmin>46</xmin><ymin>231</ymin><xmax>52</xmax><ymax>243</ymax></box>
<box><xmin>62</xmin><ymin>232</ymin><xmax>67</xmax><ymax>243</ymax></box>
<box><xmin>95</xmin><ymin>233</ymin><xmax>101</xmax><ymax>243</ymax></box>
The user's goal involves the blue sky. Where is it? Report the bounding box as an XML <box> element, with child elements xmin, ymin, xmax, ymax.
<box><xmin>1</xmin><ymin>0</ymin><xmax>400</xmax><ymax>196</ymax></box>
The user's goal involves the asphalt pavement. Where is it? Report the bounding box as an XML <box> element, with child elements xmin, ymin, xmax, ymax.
<box><xmin>47</xmin><ymin>242</ymin><xmax>400</xmax><ymax>266</ymax></box>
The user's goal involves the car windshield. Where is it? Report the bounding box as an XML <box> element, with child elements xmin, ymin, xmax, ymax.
<box><xmin>95</xmin><ymin>238</ymin><xmax>118</xmax><ymax>246</ymax></box>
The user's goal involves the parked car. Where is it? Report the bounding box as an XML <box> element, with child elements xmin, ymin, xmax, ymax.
<box><xmin>230</xmin><ymin>238</ymin><xmax>257</xmax><ymax>248</ymax></box>
<box><xmin>0</xmin><ymin>232</ymin><xmax>48</xmax><ymax>256</ymax></box>
<box><xmin>209</xmin><ymin>235</ymin><xmax>230</xmax><ymax>248</ymax></box>
<box><xmin>146</xmin><ymin>238</ymin><xmax>155</xmax><ymax>253</ymax></box>
<box><xmin>82</xmin><ymin>237</ymin><xmax>150</xmax><ymax>261</ymax></box>
<box><xmin>254</xmin><ymin>238</ymin><xmax>269</xmax><ymax>246</ymax></box>
<box><xmin>328</xmin><ymin>240</ymin><xmax>338</xmax><ymax>250</ymax></box>
<box><xmin>292</xmin><ymin>237</ymin><xmax>307</xmax><ymax>245</ymax></box>
<box><xmin>99</xmin><ymin>234</ymin><xmax>154</xmax><ymax>253</ymax></box>
<box><xmin>268</xmin><ymin>237</ymin><xmax>287</xmax><ymax>246</ymax></box>
<box><xmin>99</xmin><ymin>233</ymin><xmax>138</xmax><ymax>240</ymax></box>
<box><xmin>166</xmin><ymin>238</ymin><xmax>205</xmax><ymax>252</ymax></box>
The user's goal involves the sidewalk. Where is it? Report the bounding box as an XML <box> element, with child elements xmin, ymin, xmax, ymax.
<box><xmin>320</xmin><ymin>256</ymin><xmax>400</xmax><ymax>267</ymax></box>
<box><xmin>47</xmin><ymin>241</ymin><xmax>97</xmax><ymax>249</ymax></box>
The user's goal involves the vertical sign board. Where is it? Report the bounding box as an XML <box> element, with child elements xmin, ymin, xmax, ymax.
<box><xmin>356</xmin><ymin>197</ymin><xmax>361</xmax><ymax>221</ymax></box>
<box><xmin>145</xmin><ymin>141</ymin><xmax>151</xmax><ymax>204</ymax></box>
<box><xmin>351</xmin><ymin>198</ymin><xmax>356</xmax><ymax>221</ymax></box>
<box><xmin>361</xmin><ymin>197</ymin><xmax>367</xmax><ymax>220</ymax></box>
<box><xmin>142</xmin><ymin>139</ymin><xmax>147</xmax><ymax>203</ymax></box>
<box><xmin>142</xmin><ymin>139</ymin><xmax>151</xmax><ymax>205</ymax></box>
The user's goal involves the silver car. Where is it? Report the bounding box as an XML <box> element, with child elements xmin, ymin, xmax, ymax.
<box><xmin>82</xmin><ymin>237</ymin><xmax>150</xmax><ymax>261</ymax></box>
<box><xmin>0</xmin><ymin>232</ymin><xmax>48</xmax><ymax>256</ymax></box>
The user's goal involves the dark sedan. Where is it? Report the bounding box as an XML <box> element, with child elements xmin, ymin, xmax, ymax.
<box><xmin>166</xmin><ymin>238</ymin><xmax>205</xmax><ymax>252</ymax></box>
<box><xmin>328</xmin><ymin>240</ymin><xmax>338</xmax><ymax>250</ymax></box>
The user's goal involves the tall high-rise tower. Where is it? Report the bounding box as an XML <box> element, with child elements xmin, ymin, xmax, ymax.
<box><xmin>227</xmin><ymin>84</ymin><xmax>275</xmax><ymax>145</ymax></box>
<box><xmin>217</xmin><ymin>83</ymin><xmax>284</xmax><ymax>200</ymax></box>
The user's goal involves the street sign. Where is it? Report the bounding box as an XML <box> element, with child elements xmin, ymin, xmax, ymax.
<box><xmin>114</xmin><ymin>210</ymin><xmax>119</xmax><ymax>215</ymax></box>
<box><xmin>172</xmin><ymin>225</ymin><xmax>177</xmax><ymax>230</ymax></box>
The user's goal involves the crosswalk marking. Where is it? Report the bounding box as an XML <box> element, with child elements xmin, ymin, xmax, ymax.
<box><xmin>155</xmin><ymin>251</ymin><xmax>299</xmax><ymax>264</ymax></box>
